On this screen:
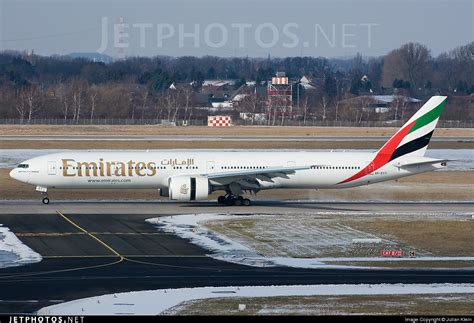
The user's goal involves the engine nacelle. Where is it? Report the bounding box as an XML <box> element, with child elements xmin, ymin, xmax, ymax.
<box><xmin>169</xmin><ymin>176</ymin><xmax>210</xmax><ymax>201</ymax></box>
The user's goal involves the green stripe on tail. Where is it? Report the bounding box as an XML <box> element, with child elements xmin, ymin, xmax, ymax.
<box><xmin>408</xmin><ymin>100</ymin><xmax>446</xmax><ymax>134</ymax></box>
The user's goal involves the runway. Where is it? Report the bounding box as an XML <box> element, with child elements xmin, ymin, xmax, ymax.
<box><xmin>0</xmin><ymin>200</ymin><xmax>473</xmax><ymax>314</ymax></box>
<box><xmin>0</xmin><ymin>135</ymin><xmax>472</xmax><ymax>142</ymax></box>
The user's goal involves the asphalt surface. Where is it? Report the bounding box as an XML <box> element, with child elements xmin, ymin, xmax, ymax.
<box><xmin>0</xmin><ymin>135</ymin><xmax>472</xmax><ymax>142</ymax></box>
<box><xmin>0</xmin><ymin>201</ymin><xmax>473</xmax><ymax>314</ymax></box>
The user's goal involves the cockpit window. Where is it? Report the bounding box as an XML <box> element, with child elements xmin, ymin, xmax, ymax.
<box><xmin>17</xmin><ymin>164</ymin><xmax>29</xmax><ymax>169</ymax></box>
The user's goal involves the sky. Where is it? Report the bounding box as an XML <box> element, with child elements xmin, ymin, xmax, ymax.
<box><xmin>0</xmin><ymin>0</ymin><xmax>472</xmax><ymax>58</ymax></box>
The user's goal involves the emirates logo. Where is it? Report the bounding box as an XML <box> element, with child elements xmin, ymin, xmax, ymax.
<box><xmin>180</xmin><ymin>184</ymin><xmax>189</xmax><ymax>195</ymax></box>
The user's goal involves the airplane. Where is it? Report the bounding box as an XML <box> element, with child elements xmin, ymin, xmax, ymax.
<box><xmin>10</xmin><ymin>96</ymin><xmax>449</xmax><ymax>206</ymax></box>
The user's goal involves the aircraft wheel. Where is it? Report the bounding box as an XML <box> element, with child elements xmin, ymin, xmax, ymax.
<box><xmin>242</xmin><ymin>199</ymin><xmax>251</xmax><ymax>206</ymax></box>
<box><xmin>233</xmin><ymin>198</ymin><xmax>242</xmax><ymax>206</ymax></box>
<box><xmin>217</xmin><ymin>196</ymin><xmax>226</xmax><ymax>204</ymax></box>
<box><xmin>42</xmin><ymin>197</ymin><xmax>50</xmax><ymax>205</ymax></box>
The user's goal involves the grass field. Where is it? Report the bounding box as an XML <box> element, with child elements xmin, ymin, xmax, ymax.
<box><xmin>169</xmin><ymin>294</ymin><xmax>474</xmax><ymax>315</ymax></box>
<box><xmin>1</xmin><ymin>125</ymin><xmax>473</xmax><ymax>137</ymax></box>
<box><xmin>1</xmin><ymin>124</ymin><xmax>472</xmax><ymax>149</ymax></box>
<box><xmin>347</xmin><ymin>220</ymin><xmax>474</xmax><ymax>256</ymax></box>
<box><xmin>201</xmin><ymin>213</ymin><xmax>474</xmax><ymax>269</ymax></box>
<box><xmin>204</xmin><ymin>215</ymin><xmax>474</xmax><ymax>261</ymax></box>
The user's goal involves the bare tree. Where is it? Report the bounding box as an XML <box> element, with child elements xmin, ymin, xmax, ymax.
<box><xmin>382</xmin><ymin>42</ymin><xmax>431</xmax><ymax>91</ymax></box>
<box><xmin>392</xmin><ymin>95</ymin><xmax>404</xmax><ymax>121</ymax></box>
<box><xmin>241</xmin><ymin>90</ymin><xmax>261</xmax><ymax>125</ymax></box>
<box><xmin>301</xmin><ymin>95</ymin><xmax>310</xmax><ymax>125</ymax></box>
<box><xmin>18</xmin><ymin>85</ymin><xmax>41</xmax><ymax>124</ymax></box>
<box><xmin>72</xmin><ymin>91</ymin><xmax>82</xmax><ymax>124</ymax></box>
<box><xmin>130</xmin><ymin>99</ymin><xmax>136</xmax><ymax>121</ymax></box>
<box><xmin>400</xmin><ymin>43</ymin><xmax>431</xmax><ymax>90</ymax></box>
<box><xmin>15</xmin><ymin>89</ymin><xmax>26</xmax><ymax>123</ymax></box>
<box><xmin>399</xmin><ymin>98</ymin><xmax>410</xmax><ymax>121</ymax></box>
<box><xmin>267</xmin><ymin>95</ymin><xmax>290</xmax><ymax>126</ymax></box>
<box><xmin>280</xmin><ymin>96</ymin><xmax>292</xmax><ymax>126</ymax></box>
<box><xmin>55</xmin><ymin>84</ymin><xmax>70</xmax><ymax>123</ymax></box>
<box><xmin>161</xmin><ymin>90</ymin><xmax>177</xmax><ymax>122</ymax></box>
<box><xmin>266</xmin><ymin>99</ymin><xmax>275</xmax><ymax>126</ymax></box>
<box><xmin>334</xmin><ymin>76</ymin><xmax>346</xmax><ymax>123</ymax></box>
<box><xmin>449</xmin><ymin>42</ymin><xmax>474</xmax><ymax>90</ymax></box>
<box><xmin>140</xmin><ymin>89</ymin><xmax>149</xmax><ymax>121</ymax></box>
<box><xmin>169</xmin><ymin>90</ymin><xmax>181</xmax><ymax>122</ymax></box>
<box><xmin>70</xmin><ymin>79</ymin><xmax>87</xmax><ymax>124</ymax></box>
<box><xmin>89</xmin><ymin>86</ymin><xmax>98</xmax><ymax>124</ymax></box>
<box><xmin>319</xmin><ymin>95</ymin><xmax>329</xmax><ymax>122</ymax></box>
<box><xmin>180</xmin><ymin>87</ymin><xmax>193</xmax><ymax>123</ymax></box>
<box><xmin>155</xmin><ymin>95</ymin><xmax>166</xmax><ymax>121</ymax></box>
<box><xmin>356</xmin><ymin>96</ymin><xmax>374</xmax><ymax>124</ymax></box>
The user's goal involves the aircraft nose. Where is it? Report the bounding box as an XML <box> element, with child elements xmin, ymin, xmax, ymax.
<box><xmin>9</xmin><ymin>168</ymin><xmax>29</xmax><ymax>183</ymax></box>
<box><xmin>9</xmin><ymin>168</ymin><xmax>18</xmax><ymax>180</ymax></box>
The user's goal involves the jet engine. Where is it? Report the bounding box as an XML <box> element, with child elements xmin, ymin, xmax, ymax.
<box><xmin>168</xmin><ymin>176</ymin><xmax>210</xmax><ymax>201</ymax></box>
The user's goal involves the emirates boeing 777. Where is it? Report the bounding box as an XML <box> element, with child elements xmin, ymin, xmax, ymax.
<box><xmin>10</xmin><ymin>96</ymin><xmax>449</xmax><ymax>206</ymax></box>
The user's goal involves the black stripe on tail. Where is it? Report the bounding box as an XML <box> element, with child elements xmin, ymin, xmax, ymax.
<box><xmin>389</xmin><ymin>130</ymin><xmax>434</xmax><ymax>162</ymax></box>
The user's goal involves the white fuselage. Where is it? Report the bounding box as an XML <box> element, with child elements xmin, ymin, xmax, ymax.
<box><xmin>9</xmin><ymin>150</ymin><xmax>442</xmax><ymax>192</ymax></box>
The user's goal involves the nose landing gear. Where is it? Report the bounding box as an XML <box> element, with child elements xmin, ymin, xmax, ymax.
<box><xmin>36</xmin><ymin>186</ymin><xmax>50</xmax><ymax>205</ymax></box>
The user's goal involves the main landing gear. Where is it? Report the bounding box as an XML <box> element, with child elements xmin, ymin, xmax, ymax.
<box><xmin>42</xmin><ymin>197</ymin><xmax>50</xmax><ymax>205</ymax></box>
<box><xmin>217</xmin><ymin>194</ymin><xmax>251</xmax><ymax>206</ymax></box>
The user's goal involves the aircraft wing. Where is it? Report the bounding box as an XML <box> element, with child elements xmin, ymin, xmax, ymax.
<box><xmin>203</xmin><ymin>165</ymin><xmax>312</xmax><ymax>189</ymax></box>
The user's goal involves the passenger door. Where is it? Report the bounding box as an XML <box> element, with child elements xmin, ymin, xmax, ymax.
<box><xmin>47</xmin><ymin>161</ymin><xmax>57</xmax><ymax>175</ymax></box>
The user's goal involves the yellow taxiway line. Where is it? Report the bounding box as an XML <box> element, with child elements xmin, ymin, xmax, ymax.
<box><xmin>56</xmin><ymin>211</ymin><xmax>123</xmax><ymax>259</ymax></box>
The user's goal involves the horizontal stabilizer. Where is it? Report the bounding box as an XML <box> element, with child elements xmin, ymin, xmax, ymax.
<box><xmin>395</xmin><ymin>158</ymin><xmax>451</xmax><ymax>168</ymax></box>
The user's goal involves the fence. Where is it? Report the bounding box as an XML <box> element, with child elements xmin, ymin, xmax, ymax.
<box><xmin>0</xmin><ymin>118</ymin><xmax>472</xmax><ymax>128</ymax></box>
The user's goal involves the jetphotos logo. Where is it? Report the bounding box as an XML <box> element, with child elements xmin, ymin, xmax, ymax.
<box><xmin>8</xmin><ymin>317</ymin><xmax>84</xmax><ymax>323</ymax></box>
<box><xmin>96</xmin><ymin>17</ymin><xmax>379</xmax><ymax>53</ymax></box>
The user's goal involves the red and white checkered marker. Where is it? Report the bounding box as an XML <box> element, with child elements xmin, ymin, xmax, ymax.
<box><xmin>208</xmin><ymin>116</ymin><xmax>232</xmax><ymax>127</ymax></box>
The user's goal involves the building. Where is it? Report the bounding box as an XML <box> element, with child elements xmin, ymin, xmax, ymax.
<box><xmin>202</xmin><ymin>79</ymin><xmax>238</xmax><ymax>89</ymax></box>
<box><xmin>366</xmin><ymin>95</ymin><xmax>421</xmax><ymax>113</ymax></box>
<box><xmin>342</xmin><ymin>95</ymin><xmax>421</xmax><ymax>113</ymax></box>
<box><xmin>299</xmin><ymin>75</ymin><xmax>317</xmax><ymax>90</ymax></box>
<box><xmin>267</xmin><ymin>72</ymin><xmax>293</xmax><ymax>118</ymax></box>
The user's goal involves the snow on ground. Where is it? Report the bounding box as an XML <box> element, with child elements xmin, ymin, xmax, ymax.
<box><xmin>37</xmin><ymin>283</ymin><xmax>474</xmax><ymax>315</ymax></box>
<box><xmin>147</xmin><ymin>214</ymin><xmax>260</xmax><ymax>260</ymax></box>
<box><xmin>425</xmin><ymin>149</ymin><xmax>473</xmax><ymax>171</ymax></box>
<box><xmin>146</xmin><ymin>214</ymin><xmax>474</xmax><ymax>269</ymax></box>
<box><xmin>0</xmin><ymin>149</ymin><xmax>472</xmax><ymax>171</ymax></box>
<box><xmin>204</xmin><ymin>215</ymin><xmax>392</xmax><ymax>258</ymax></box>
<box><xmin>0</xmin><ymin>225</ymin><xmax>42</xmax><ymax>268</ymax></box>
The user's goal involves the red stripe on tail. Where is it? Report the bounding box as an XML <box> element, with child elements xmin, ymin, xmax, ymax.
<box><xmin>338</xmin><ymin>121</ymin><xmax>415</xmax><ymax>184</ymax></box>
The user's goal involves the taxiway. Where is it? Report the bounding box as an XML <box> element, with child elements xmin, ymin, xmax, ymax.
<box><xmin>0</xmin><ymin>200</ymin><xmax>473</xmax><ymax>314</ymax></box>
